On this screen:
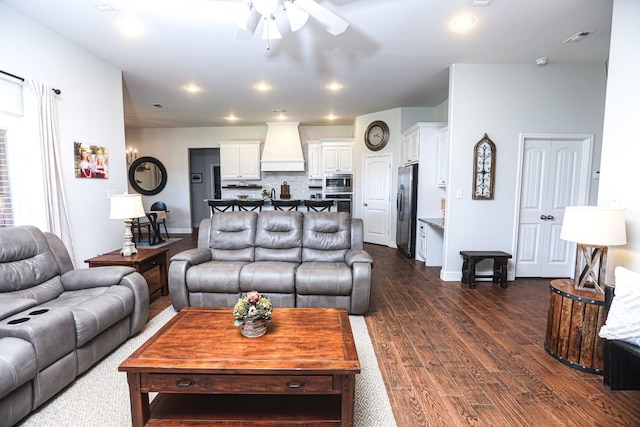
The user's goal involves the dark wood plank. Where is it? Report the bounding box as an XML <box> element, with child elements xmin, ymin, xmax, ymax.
<box><xmin>146</xmin><ymin>235</ymin><xmax>640</xmax><ymax>426</ymax></box>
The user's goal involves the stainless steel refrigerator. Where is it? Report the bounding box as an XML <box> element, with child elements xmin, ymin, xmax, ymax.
<box><xmin>396</xmin><ymin>164</ymin><xmax>419</xmax><ymax>258</ymax></box>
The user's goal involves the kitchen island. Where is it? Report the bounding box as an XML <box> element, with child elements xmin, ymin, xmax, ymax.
<box><xmin>204</xmin><ymin>198</ymin><xmax>334</xmax><ymax>213</ymax></box>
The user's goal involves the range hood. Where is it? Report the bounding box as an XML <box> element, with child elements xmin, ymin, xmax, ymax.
<box><xmin>260</xmin><ymin>122</ymin><xmax>305</xmax><ymax>172</ymax></box>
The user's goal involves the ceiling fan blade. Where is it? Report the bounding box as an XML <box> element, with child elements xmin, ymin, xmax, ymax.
<box><xmin>234</xmin><ymin>8</ymin><xmax>261</xmax><ymax>40</ymax></box>
<box><xmin>295</xmin><ymin>0</ymin><xmax>348</xmax><ymax>36</ymax></box>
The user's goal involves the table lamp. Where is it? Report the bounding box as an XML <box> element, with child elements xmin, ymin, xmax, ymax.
<box><xmin>560</xmin><ymin>206</ymin><xmax>626</xmax><ymax>293</ymax></box>
<box><xmin>109</xmin><ymin>193</ymin><xmax>146</xmax><ymax>256</ymax></box>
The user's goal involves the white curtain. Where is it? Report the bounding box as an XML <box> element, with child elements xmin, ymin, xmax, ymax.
<box><xmin>29</xmin><ymin>80</ymin><xmax>76</xmax><ymax>264</ymax></box>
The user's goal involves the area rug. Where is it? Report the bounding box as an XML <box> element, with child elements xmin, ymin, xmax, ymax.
<box><xmin>19</xmin><ymin>307</ymin><xmax>396</xmax><ymax>427</ymax></box>
<box><xmin>134</xmin><ymin>237</ymin><xmax>182</xmax><ymax>249</ymax></box>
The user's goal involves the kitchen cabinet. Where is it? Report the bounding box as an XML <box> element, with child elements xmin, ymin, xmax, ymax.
<box><xmin>417</xmin><ymin>220</ymin><xmax>427</xmax><ymax>261</ymax></box>
<box><xmin>219</xmin><ymin>141</ymin><xmax>261</xmax><ymax>180</ymax></box>
<box><xmin>436</xmin><ymin>127</ymin><xmax>449</xmax><ymax>187</ymax></box>
<box><xmin>307</xmin><ymin>140</ymin><xmax>322</xmax><ymax>179</ymax></box>
<box><xmin>322</xmin><ymin>142</ymin><xmax>353</xmax><ymax>173</ymax></box>
<box><xmin>402</xmin><ymin>127</ymin><xmax>420</xmax><ymax>165</ymax></box>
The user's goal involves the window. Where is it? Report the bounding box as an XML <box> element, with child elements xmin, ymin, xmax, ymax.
<box><xmin>0</xmin><ymin>129</ymin><xmax>12</xmax><ymax>227</ymax></box>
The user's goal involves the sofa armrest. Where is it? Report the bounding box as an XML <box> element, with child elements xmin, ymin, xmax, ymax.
<box><xmin>345</xmin><ymin>249</ymin><xmax>374</xmax><ymax>268</ymax></box>
<box><xmin>171</xmin><ymin>248</ymin><xmax>212</xmax><ymax>265</ymax></box>
<box><xmin>60</xmin><ymin>267</ymin><xmax>149</xmax><ymax>335</ymax></box>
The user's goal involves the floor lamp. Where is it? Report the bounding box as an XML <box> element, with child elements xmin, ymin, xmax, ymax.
<box><xmin>560</xmin><ymin>206</ymin><xmax>627</xmax><ymax>293</ymax></box>
<box><xmin>109</xmin><ymin>193</ymin><xmax>146</xmax><ymax>256</ymax></box>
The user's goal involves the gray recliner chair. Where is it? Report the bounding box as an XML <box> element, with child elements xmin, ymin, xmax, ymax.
<box><xmin>0</xmin><ymin>225</ymin><xmax>149</xmax><ymax>426</ymax></box>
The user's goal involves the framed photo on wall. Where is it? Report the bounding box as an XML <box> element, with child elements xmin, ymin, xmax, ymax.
<box><xmin>191</xmin><ymin>172</ymin><xmax>203</xmax><ymax>183</ymax></box>
<box><xmin>75</xmin><ymin>142</ymin><xmax>108</xmax><ymax>179</ymax></box>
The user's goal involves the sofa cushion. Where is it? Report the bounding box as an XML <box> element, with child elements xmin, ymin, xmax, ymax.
<box><xmin>0</xmin><ymin>226</ymin><xmax>61</xmax><ymax>292</ymax></box>
<box><xmin>240</xmin><ymin>261</ymin><xmax>298</xmax><ymax>293</ymax></box>
<box><xmin>0</xmin><ymin>276</ymin><xmax>64</xmax><ymax>305</ymax></box>
<box><xmin>207</xmin><ymin>212</ymin><xmax>257</xmax><ymax>262</ymax></box>
<box><xmin>302</xmin><ymin>213</ymin><xmax>351</xmax><ymax>262</ymax></box>
<box><xmin>0</xmin><ymin>337</ymin><xmax>36</xmax><ymax>399</ymax></box>
<box><xmin>186</xmin><ymin>261</ymin><xmax>248</xmax><ymax>293</ymax></box>
<box><xmin>295</xmin><ymin>262</ymin><xmax>352</xmax><ymax>296</ymax></box>
<box><xmin>600</xmin><ymin>266</ymin><xmax>640</xmax><ymax>347</ymax></box>
<box><xmin>254</xmin><ymin>211</ymin><xmax>303</xmax><ymax>263</ymax></box>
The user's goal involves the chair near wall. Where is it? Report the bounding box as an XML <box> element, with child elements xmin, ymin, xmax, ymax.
<box><xmin>208</xmin><ymin>200</ymin><xmax>235</xmax><ymax>214</ymax></box>
<box><xmin>304</xmin><ymin>200</ymin><xmax>334</xmax><ymax>212</ymax></box>
<box><xmin>235</xmin><ymin>199</ymin><xmax>264</xmax><ymax>212</ymax></box>
<box><xmin>150</xmin><ymin>201</ymin><xmax>170</xmax><ymax>239</ymax></box>
<box><xmin>131</xmin><ymin>217</ymin><xmax>152</xmax><ymax>245</ymax></box>
<box><xmin>272</xmin><ymin>200</ymin><xmax>301</xmax><ymax>211</ymax></box>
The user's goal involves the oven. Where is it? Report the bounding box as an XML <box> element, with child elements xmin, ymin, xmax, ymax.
<box><xmin>324</xmin><ymin>193</ymin><xmax>353</xmax><ymax>214</ymax></box>
<box><xmin>324</xmin><ymin>173</ymin><xmax>353</xmax><ymax>193</ymax></box>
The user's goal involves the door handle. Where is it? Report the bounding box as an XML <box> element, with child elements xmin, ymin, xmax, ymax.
<box><xmin>540</xmin><ymin>215</ymin><xmax>547</xmax><ymax>220</ymax></box>
<box><xmin>364</xmin><ymin>203</ymin><xmax>368</xmax><ymax>207</ymax></box>
<box><xmin>547</xmin><ymin>215</ymin><xmax>554</xmax><ymax>220</ymax></box>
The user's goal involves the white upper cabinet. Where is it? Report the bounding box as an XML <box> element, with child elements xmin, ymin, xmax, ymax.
<box><xmin>436</xmin><ymin>127</ymin><xmax>449</xmax><ymax>187</ymax></box>
<box><xmin>402</xmin><ymin>127</ymin><xmax>420</xmax><ymax>165</ymax></box>
<box><xmin>219</xmin><ymin>141</ymin><xmax>261</xmax><ymax>180</ymax></box>
<box><xmin>307</xmin><ymin>140</ymin><xmax>322</xmax><ymax>179</ymax></box>
<box><xmin>321</xmin><ymin>140</ymin><xmax>354</xmax><ymax>173</ymax></box>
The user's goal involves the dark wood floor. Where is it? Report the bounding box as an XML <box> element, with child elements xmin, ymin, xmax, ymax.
<box><xmin>147</xmin><ymin>234</ymin><xmax>640</xmax><ymax>426</ymax></box>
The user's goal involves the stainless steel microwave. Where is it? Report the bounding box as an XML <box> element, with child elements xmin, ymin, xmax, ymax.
<box><xmin>324</xmin><ymin>173</ymin><xmax>353</xmax><ymax>193</ymax></box>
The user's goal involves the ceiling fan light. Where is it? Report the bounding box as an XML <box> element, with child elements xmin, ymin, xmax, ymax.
<box><xmin>261</xmin><ymin>16</ymin><xmax>282</xmax><ymax>40</ymax></box>
<box><xmin>253</xmin><ymin>0</ymin><xmax>278</xmax><ymax>17</ymax></box>
<box><xmin>284</xmin><ymin>0</ymin><xmax>309</xmax><ymax>32</ymax></box>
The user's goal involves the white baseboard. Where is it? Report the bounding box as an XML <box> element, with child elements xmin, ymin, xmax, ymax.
<box><xmin>168</xmin><ymin>228</ymin><xmax>193</xmax><ymax>234</ymax></box>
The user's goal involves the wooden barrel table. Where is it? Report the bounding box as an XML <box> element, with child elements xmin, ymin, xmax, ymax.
<box><xmin>544</xmin><ymin>279</ymin><xmax>606</xmax><ymax>374</ymax></box>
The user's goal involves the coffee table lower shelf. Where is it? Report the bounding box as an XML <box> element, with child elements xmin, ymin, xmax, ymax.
<box><xmin>145</xmin><ymin>393</ymin><xmax>342</xmax><ymax>426</ymax></box>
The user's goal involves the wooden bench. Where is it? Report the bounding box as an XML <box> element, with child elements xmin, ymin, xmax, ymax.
<box><xmin>459</xmin><ymin>250</ymin><xmax>512</xmax><ymax>289</ymax></box>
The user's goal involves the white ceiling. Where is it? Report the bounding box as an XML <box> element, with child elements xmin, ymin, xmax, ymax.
<box><xmin>2</xmin><ymin>0</ymin><xmax>613</xmax><ymax>128</ymax></box>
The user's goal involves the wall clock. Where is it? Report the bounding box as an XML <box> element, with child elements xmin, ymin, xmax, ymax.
<box><xmin>472</xmin><ymin>133</ymin><xmax>496</xmax><ymax>200</ymax></box>
<box><xmin>364</xmin><ymin>120</ymin><xmax>390</xmax><ymax>151</ymax></box>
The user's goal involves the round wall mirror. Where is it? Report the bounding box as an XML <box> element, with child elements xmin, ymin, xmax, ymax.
<box><xmin>128</xmin><ymin>156</ymin><xmax>167</xmax><ymax>196</ymax></box>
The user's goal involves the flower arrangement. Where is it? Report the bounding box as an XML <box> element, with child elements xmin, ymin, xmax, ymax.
<box><xmin>233</xmin><ymin>291</ymin><xmax>273</xmax><ymax>327</ymax></box>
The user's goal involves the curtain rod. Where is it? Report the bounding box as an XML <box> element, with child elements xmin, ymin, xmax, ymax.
<box><xmin>0</xmin><ymin>69</ymin><xmax>62</xmax><ymax>95</ymax></box>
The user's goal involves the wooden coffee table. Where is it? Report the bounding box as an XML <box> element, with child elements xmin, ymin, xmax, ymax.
<box><xmin>85</xmin><ymin>247</ymin><xmax>168</xmax><ymax>296</ymax></box>
<box><xmin>118</xmin><ymin>307</ymin><xmax>361</xmax><ymax>426</ymax></box>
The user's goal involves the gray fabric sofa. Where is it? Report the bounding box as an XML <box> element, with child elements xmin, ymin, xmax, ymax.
<box><xmin>169</xmin><ymin>211</ymin><xmax>374</xmax><ymax>314</ymax></box>
<box><xmin>0</xmin><ymin>225</ymin><xmax>149</xmax><ymax>427</ymax></box>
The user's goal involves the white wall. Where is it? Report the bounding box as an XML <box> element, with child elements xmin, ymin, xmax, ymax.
<box><xmin>441</xmin><ymin>63</ymin><xmax>607</xmax><ymax>280</ymax></box>
<box><xmin>125</xmin><ymin>125</ymin><xmax>352</xmax><ymax>232</ymax></box>
<box><xmin>599</xmin><ymin>0</ymin><xmax>640</xmax><ymax>279</ymax></box>
<box><xmin>1</xmin><ymin>3</ymin><xmax>128</xmax><ymax>267</ymax></box>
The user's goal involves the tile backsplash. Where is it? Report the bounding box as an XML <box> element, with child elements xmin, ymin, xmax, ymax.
<box><xmin>222</xmin><ymin>172</ymin><xmax>322</xmax><ymax>200</ymax></box>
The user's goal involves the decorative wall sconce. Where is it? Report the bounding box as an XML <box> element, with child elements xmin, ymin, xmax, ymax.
<box><xmin>126</xmin><ymin>147</ymin><xmax>137</xmax><ymax>165</ymax></box>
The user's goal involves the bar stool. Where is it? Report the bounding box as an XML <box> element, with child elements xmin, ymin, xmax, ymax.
<box><xmin>208</xmin><ymin>200</ymin><xmax>235</xmax><ymax>214</ymax></box>
<box><xmin>235</xmin><ymin>199</ymin><xmax>264</xmax><ymax>212</ymax></box>
<box><xmin>304</xmin><ymin>200</ymin><xmax>334</xmax><ymax>212</ymax></box>
<box><xmin>272</xmin><ymin>200</ymin><xmax>301</xmax><ymax>211</ymax></box>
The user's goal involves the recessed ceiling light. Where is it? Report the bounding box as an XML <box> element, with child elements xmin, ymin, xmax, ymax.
<box><xmin>326</xmin><ymin>82</ymin><xmax>343</xmax><ymax>91</ymax></box>
<box><xmin>535</xmin><ymin>57</ymin><xmax>548</xmax><ymax>66</ymax></box>
<box><xmin>325</xmin><ymin>113</ymin><xmax>338</xmax><ymax>121</ymax></box>
<box><xmin>183</xmin><ymin>84</ymin><xmax>201</xmax><ymax>93</ymax></box>
<box><xmin>95</xmin><ymin>4</ymin><xmax>116</xmax><ymax>12</ymax></box>
<box><xmin>226</xmin><ymin>114</ymin><xmax>239</xmax><ymax>122</ymax></box>
<box><xmin>152</xmin><ymin>103</ymin><xmax>166</xmax><ymax>109</ymax></box>
<box><xmin>451</xmin><ymin>16</ymin><xmax>475</xmax><ymax>31</ymax></box>
<box><xmin>471</xmin><ymin>0</ymin><xmax>493</xmax><ymax>6</ymax></box>
<box><xmin>254</xmin><ymin>82</ymin><xmax>272</xmax><ymax>92</ymax></box>
<box><xmin>116</xmin><ymin>17</ymin><xmax>143</xmax><ymax>36</ymax></box>
<box><xmin>275</xmin><ymin>113</ymin><xmax>288</xmax><ymax>120</ymax></box>
<box><xmin>563</xmin><ymin>30</ymin><xmax>595</xmax><ymax>44</ymax></box>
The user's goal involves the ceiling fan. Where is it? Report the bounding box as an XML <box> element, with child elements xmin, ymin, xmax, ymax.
<box><xmin>216</xmin><ymin>0</ymin><xmax>349</xmax><ymax>41</ymax></box>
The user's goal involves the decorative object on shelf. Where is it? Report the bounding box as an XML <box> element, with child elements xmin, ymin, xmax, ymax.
<box><xmin>191</xmin><ymin>172</ymin><xmax>203</xmax><ymax>183</ymax></box>
<box><xmin>472</xmin><ymin>133</ymin><xmax>496</xmax><ymax>200</ymax></box>
<box><xmin>280</xmin><ymin>181</ymin><xmax>291</xmax><ymax>199</ymax></box>
<box><xmin>233</xmin><ymin>291</ymin><xmax>273</xmax><ymax>338</ymax></box>
<box><xmin>560</xmin><ymin>206</ymin><xmax>627</xmax><ymax>293</ymax></box>
<box><xmin>109</xmin><ymin>193</ymin><xmax>146</xmax><ymax>256</ymax></box>
<box><xmin>126</xmin><ymin>147</ymin><xmax>137</xmax><ymax>165</ymax></box>
<box><xmin>364</xmin><ymin>120</ymin><xmax>390</xmax><ymax>151</ymax></box>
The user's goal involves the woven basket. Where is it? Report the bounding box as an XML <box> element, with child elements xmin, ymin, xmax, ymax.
<box><xmin>240</xmin><ymin>318</ymin><xmax>267</xmax><ymax>338</ymax></box>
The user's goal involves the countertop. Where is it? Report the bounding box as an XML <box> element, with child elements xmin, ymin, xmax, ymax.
<box><xmin>419</xmin><ymin>217</ymin><xmax>445</xmax><ymax>229</ymax></box>
<box><xmin>204</xmin><ymin>198</ymin><xmax>330</xmax><ymax>204</ymax></box>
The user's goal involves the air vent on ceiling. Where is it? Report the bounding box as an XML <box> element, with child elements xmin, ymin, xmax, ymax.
<box><xmin>471</xmin><ymin>0</ymin><xmax>493</xmax><ymax>6</ymax></box>
<box><xmin>563</xmin><ymin>31</ymin><xmax>595</xmax><ymax>44</ymax></box>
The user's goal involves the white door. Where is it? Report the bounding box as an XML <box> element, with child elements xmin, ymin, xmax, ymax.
<box><xmin>515</xmin><ymin>135</ymin><xmax>592</xmax><ymax>277</ymax></box>
<box><xmin>362</xmin><ymin>154</ymin><xmax>392</xmax><ymax>245</ymax></box>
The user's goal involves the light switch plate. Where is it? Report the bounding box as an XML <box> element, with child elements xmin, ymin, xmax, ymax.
<box><xmin>456</xmin><ymin>189</ymin><xmax>463</xmax><ymax>199</ymax></box>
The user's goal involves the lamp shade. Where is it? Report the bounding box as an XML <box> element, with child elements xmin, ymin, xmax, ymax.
<box><xmin>109</xmin><ymin>194</ymin><xmax>146</xmax><ymax>219</ymax></box>
<box><xmin>560</xmin><ymin>206</ymin><xmax>627</xmax><ymax>246</ymax></box>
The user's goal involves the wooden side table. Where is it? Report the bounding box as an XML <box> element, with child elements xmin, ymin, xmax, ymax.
<box><xmin>544</xmin><ymin>279</ymin><xmax>605</xmax><ymax>374</ymax></box>
<box><xmin>85</xmin><ymin>247</ymin><xmax>168</xmax><ymax>296</ymax></box>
